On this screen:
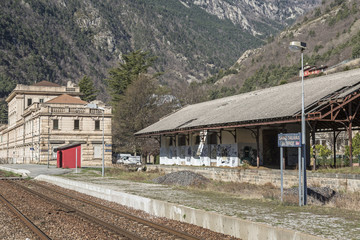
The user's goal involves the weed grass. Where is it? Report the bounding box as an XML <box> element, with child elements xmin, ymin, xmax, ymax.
<box><xmin>65</xmin><ymin>166</ymin><xmax>164</xmax><ymax>183</ymax></box>
<box><xmin>316</xmin><ymin>166</ymin><xmax>360</xmax><ymax>174</ymax></box>
<box><xmin>0</xmin><ymin>169</ymin><xmax>21</xmax><ymax>177</ymax></box>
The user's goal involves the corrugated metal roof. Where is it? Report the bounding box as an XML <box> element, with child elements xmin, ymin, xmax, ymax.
<box><xmin>136</xmin><ymin>68</ymin><xmax>360</xmax><ymax>135</ymax></box>
<box><xmin>46</xmin><ymin>94</ymin><xmax>87</xmax><ymax>104</ymax></box>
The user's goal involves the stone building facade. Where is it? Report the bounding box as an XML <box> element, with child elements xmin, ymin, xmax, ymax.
<box><xmin>0</xmin><ymin>81</ymin><xmax>112</xmax><ymax>166</ymax></box>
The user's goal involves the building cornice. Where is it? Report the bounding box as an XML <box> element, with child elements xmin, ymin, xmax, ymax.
<box><xmin>6</xmin><ymin>88</ymin><xmax>81</xmax><ymax>103</ymax></box>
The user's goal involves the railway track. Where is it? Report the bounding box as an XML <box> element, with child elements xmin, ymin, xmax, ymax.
<box><xmin>9</xmin><ymin>180</ymin><xmax>143</xmax><ymax>240</ymax></box>
<box><xmin>0</xmin><ymin>190</ymin><xmax>51</xmax><ymax>240</ymax></box>
<box><xmin>29</xmin><ymin>181</ymin><xmax>201</xmax><ymax>240</ymax></box>
<box><xmin>11</xmin><ymin>180</ymin><xmax>203</xmax><ymax>240</ymax></box>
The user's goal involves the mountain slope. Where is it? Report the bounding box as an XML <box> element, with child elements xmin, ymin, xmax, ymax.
<box><xmin>0</xmin><ymin>0</ymin><xmax>320</xmax><ymax>101</ymax></box>
<box><xmin>188</xmin><ymin>0</ymin><xmax>322</xmax><ymax>36</ymax></box>
<box><xmin>218</xmin><ymin>0</ymin><xmax>360</xmax><ymax>92</ymax></box>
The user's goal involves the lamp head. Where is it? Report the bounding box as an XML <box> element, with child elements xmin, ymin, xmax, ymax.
<box><xmin>289</xmin><ymin>41</ymin><xmax>307</xmax><ymax>52</ymax></box>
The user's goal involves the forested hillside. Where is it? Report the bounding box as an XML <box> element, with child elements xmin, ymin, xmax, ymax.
<box><xmin>0</xmin><ymin>0</ymin><xmax>252</xmax><ymax>99</ymax></box>
<box><xmin>0</xmin><ymin>0</ymin><xmax>320</xmax><ymax>100</ymax></box>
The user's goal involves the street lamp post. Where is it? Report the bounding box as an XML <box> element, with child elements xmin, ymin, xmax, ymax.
<box><xmin>101</xmin><ymin>108</ymin><xmax>104</xmax><ymax>177</ymax></box>
<box><xmin>289</xmin><ymin>41</ymin><xmax>307</xmax><ymax>205</ymax></box>
<box><xmin>85</xmin><ymin>103</ymin><xmax>105</xmax><ymax>177</ymax></box>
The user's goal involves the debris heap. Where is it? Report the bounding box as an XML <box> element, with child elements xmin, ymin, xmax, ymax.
<box><xmin>153</xmin><ymin>171</ymin><xmax>209</xmax><ymax>186</ymax></box>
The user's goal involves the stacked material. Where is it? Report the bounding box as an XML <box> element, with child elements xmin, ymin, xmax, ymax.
<box><xmin>153</xmin><ymin>171</ymin><xmax>209</xmax><ymax>186</ymax></box>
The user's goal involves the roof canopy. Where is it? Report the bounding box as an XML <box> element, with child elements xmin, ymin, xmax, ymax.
<box><xmin>136</xmin><ymin>68</ymin><xmax>360</xmax><ymax>136</ymax></box>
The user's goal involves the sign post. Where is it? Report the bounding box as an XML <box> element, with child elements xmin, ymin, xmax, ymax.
<box><xmin>280</xmin><ymin>146</ymin><xmax>283</xmax><ymax>202</ymax></box>
<box><xmin>278</xmin><ymin>133</ymin><xmax>302</xmax><ymax>205</ymax></box>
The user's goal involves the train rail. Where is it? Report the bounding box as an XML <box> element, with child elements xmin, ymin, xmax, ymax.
<box><xmin>0</xmin><ymin>183</ymin><xmax>51</xmax><ymax>240</ymax></box>
<box><xmin>28</xmin><ymin>181</ymin><xmax>201</xmax><ymax>240</ymax></box>
<box><xmin>9</xmin><ymin>180</ymin><xmax>142</xmax><ymax>240</ymax></box>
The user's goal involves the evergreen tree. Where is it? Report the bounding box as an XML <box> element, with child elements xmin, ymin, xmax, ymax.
<box><xmin>78</xmin><ymin>75</ymin><xmax>98</xmax><ymax>102</ymax></box>
<box><xmin>113</xmin><ymin>73</ymin><xmax>175</xmax><ymax>154</ymax></box>
<box><xmin>106</xmin><ymin>50</ymin><xmax>157</xmax><ymax>104</ymax></box>
<box><xmin>0</xmin><ymin>100</ymin><xmax>8</xmax><ymax>124</ymax></box>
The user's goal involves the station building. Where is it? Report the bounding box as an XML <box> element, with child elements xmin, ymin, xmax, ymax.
<box><xmin>136</xmin><ymin>68</ymin><xmax>360</xmax><ymax>168</ymax></box>
<box><xmin>0</xmin><ymin>81</ymin><xmax>112</xmax><ymax>166</ymax></box>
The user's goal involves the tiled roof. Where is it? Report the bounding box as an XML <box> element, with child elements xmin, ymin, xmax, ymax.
<box><xmin>46</xmin><ymin>94</ymin><xmax>87</xmax><ymax>104</ymax></box>
<box><xmin>136</xmin><ymin>68</ymin><xmax>360</xmax><ymax>135</ymax></box>
<box><xmin>32</xmin><ymin>81</ymin><xmax>61</xmax><ymax>87</ymax></box>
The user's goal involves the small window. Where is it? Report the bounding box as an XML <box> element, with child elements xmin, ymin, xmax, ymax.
<box><xmin>39</xmin><ymin>99</ymin><xmax>44</xmax><ymax>103</ymax></box>
<box><xmin>95</xmin><ymin>120</ymin><xmax>100</xmax><ymax>130</ymax></box>
<box><xmin>27</xmin><ymin>98</ymin><xmax>32</xmax><ymax>107</ymax></box>
<box><xmin>94</xmin><ymin>144</ymin><xmax>101</xmax><ymax>158</ymax></box>
<box><xmin>74</xmin><ymin>119</ymin><xmax>80</xmax><ymax>130</ymax></box>
<box><xmin>53</xmin><ymin>119</ymin><xmax>59</xmax><ymax>130</ymax></box>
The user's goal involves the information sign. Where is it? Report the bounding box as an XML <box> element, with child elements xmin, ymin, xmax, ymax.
<box><xmin>278</xmin><ymin>133</ymin><xmax>301</xmax><ymax>148</ymax></box>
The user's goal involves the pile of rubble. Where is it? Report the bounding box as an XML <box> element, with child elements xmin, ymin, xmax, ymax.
<box><xmin>285</xmin><ymin>186</ymin><xmax>338</xmax><ymax>205</ymax></box>
<box><xmin>153</xmin><ymin>171</ymin><xmax>209</xmax><ymax>186</ymax></box>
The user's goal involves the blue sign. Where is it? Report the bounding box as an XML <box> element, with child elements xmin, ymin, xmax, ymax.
<box><xmin>278</xmin><ymin>133</ymin><xmax>301</xmax><ymax>148</ymax></box>
<box><xmin>105</xmin><ymin>144</ymin><xmax>112</xmax><ymax>147</ymax></box>
<box><xmin>105</xmin><ymin>149</ymin><xmax>112</xmax><ymax>152</ymax></box>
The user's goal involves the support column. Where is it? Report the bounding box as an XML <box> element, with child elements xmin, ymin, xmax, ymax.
<box><xmin>333</xmin><ymin>130</ymin><xmax>340</xmax><ymax>168</ymax></box>
<box><xmin>311</xmin><ymin>122</ymin><xmax>317</xmax><ymax>171</ymax></box>
<box><xmin>348</xmin><ymin>102</ymin><xmax>353</xmax><ymax>168</ymax></box>
<box><xmin>219</xmin><ymin>130</ymin><xmax>222</xmax><ymax>144</ymax></box>
<box><xmin>333</xmin><ymin>131</ymin><xmax>336</xmax><ymax>168</ymax></box>
<box><xmin>348</xmin><ymin>122</ymin><xmax>353</xmax><ymax>168</ymax></box>
<box><xmin>256</xmin><ymin>127</ymin><xmax>260</xmax><ymax>168</ymax></box>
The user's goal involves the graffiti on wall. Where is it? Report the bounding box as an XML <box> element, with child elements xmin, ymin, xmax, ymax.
<box><xmin>240</xmin><ymin>146</ymin><xmax>257</xmax><ymax>166</ymax></box>
<box><xmin>216</xmin><ymin>144</ymin><xmax>238</xmax><ymax>167</ymax></box>
<box><xmin>160</xmin><ymin>144</ymin><xmax>238</xmax><ymax>167</ymax></box>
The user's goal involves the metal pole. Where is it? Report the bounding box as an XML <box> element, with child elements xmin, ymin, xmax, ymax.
<box><xmin>298</xmin><ymin>146</ymin><xmax>302</xmax><ymax>206</ymax></box>
<box><xmin>301</xmin><ymin>144</ymin><xmax>305</xmax><ymax>204</ymax></box>
<box><xmin>102</xmin><ymin>109</ymin><xmax>105</xmax><ymax>177</ymax></box>
<box><xmin>301</xmin><ymin>50</ymin><xmax>307</xmax><ymax>205</ymax></box>
<box><xmin>280</xmin><ymin>147</ymin><xmax>283</xmax><ymax>202</ymax></box>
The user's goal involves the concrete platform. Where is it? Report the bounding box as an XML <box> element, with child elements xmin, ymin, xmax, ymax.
<box><xmin>0</xmin><ymin>164</ymin><xmax>73</xmax><ymax>178</ymax></box>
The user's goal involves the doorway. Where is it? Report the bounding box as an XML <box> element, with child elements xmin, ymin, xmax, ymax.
<box><xmin>262</xmin><ymin>129</ymin><xmax>280</xmax><ymax>167</ymax></box>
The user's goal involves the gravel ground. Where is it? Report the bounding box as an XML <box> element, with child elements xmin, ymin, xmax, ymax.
<box><xmin>0</xmin><ymin>181</ymin><xmax>120</xmax><ymax>240</ymax></box>
<box><xmin>0</xmin><ymin>199</ymin><xmax>38</xmax><ymax>240</ymax></box>
<box><xmin>62</xmin><ymin>172</ymin><xmax>360</xmax><ymax>240</ymax></box>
